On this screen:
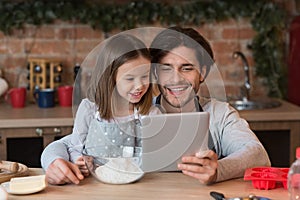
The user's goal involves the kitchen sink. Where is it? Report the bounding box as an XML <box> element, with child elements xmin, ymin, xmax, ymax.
<box><xmin>229</xmin><ymin>99</ymin><xmax>281</xmax><ymax>110</ymax></box>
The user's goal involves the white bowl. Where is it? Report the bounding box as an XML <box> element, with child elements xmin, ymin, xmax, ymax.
<box><xmin>83</xmin><ymin>154</ymin><xmax>144</xmax><ymax>184</ymax></box>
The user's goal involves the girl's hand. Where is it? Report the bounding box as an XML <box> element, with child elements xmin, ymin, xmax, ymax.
<box><xmin>75</xmin><ymin>156</ymin><xmax>90</xmax><ymax>177</ymax></box>
<box><xmin>177</xmin><ymin>150</ymin><xmax>218</xmax><ymax>185</ymax></box>
<box><xmin>46</xmin><ymin>158</ymin><xmax>84</xmax><ymax>185</ymax></box>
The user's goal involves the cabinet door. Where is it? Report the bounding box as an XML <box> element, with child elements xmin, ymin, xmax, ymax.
<box><xmin>255</xmin><ymin>130</ymin><xmax>290</xmax><ymax>167</ymax></box>
<box><xmin>0</xmin><ymin>127</ymin><xmax>72</xmax><ymax>167</ymax></box>
<box><xmin>7</xmin><ymin>137</ymin><xmax>43</xmax><ymax>167</ymax></box>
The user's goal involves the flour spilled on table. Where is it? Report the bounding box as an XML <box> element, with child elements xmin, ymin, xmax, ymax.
<box><xmin>94</xmin><ymin>158</ymin><xmax>144</xmax><ymax>184</ymax></box>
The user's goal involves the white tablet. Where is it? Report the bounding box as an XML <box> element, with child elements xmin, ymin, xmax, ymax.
<box><xmin>140</xmin><ymin>112</ymin><xmax>209</xmax><ymax>172</ymax></box>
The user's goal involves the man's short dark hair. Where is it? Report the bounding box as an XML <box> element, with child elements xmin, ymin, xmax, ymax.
<box><xmin>150</xmin><ymin>26</ymin><xmax>214</xmax><ymax>79</ymax></box>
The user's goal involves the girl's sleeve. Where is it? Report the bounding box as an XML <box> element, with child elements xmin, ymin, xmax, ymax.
<box><xmin>68</xmin><ymin>99</ymin><xmax>96</xmax><ymax>162</ymax></box>
<box><xmin>40</xmin><ymin>99</ymin><xmax>96</xmax><ymax>169</ymax></box>
<box><xmin>40</xmin><ymin>135</ymin><xmax>72</xmax><ymax>170</ymax></box>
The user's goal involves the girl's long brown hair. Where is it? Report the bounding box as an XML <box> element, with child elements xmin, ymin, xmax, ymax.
<box><xmin>86</xmin><ymin>34</ymin><xmax>153</xmax><ymax>120</ymax></box>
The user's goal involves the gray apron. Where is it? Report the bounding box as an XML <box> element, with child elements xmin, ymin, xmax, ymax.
<box><xmin>83</xmin><ymin>110</ymin><xmax>142</xmax><ymax>162</ymax></box>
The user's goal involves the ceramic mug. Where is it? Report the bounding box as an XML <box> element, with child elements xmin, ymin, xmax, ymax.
<box><xmin>5</xmin><ymin>87</ymin><xmax>26</xmax><ymax>108</ymax></box>
<box><xmin>57</xmin><ymin>85</ymin><xmax>73</xmax><ymax>107</ymax></box>
<box><xmin>34</xmin><ymin>88</ymin><xmax>55</xmax><ymax>108</ymax></box>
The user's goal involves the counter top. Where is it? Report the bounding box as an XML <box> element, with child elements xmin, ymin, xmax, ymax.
<box><xmin>1</xmin><ymin>99</ymin><xmax>300</xmax><ymax>128</ymax></box>
<box><xmin>0</xmin><ymin>103</ymin><xmax>74</xmax><ymax>128</ymax></box>
<box><xmin>3</xmin><ymin>168</ymin><xmax>288</xmax><ymax>200</ymax></box>
<box><xmin>238</xmin><ymin>99</ymin><xmax>300</xmax><ymax>122</ymax></box>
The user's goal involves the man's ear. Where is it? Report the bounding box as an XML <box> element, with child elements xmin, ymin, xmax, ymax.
<box><xmin>199</xmin><ymin>65</ymin><xmax>207</xmax><ymax>83</ymax></box>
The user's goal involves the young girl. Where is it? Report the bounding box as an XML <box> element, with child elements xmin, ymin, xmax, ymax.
<box><xmin>41</xmin><ymin>33</ymin><xmax>159</xmax><ymax>185</ymax></box>
<box><xmin>73</xmin><ymin>32</ymin><xmax>160</xmax><ymax>167</ymax></box>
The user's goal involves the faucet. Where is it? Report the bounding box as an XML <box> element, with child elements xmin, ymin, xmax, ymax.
<box><xmin>232</xmin><ymin>51</ymin><xmax>251</xmax><ymax>101</ymax></box>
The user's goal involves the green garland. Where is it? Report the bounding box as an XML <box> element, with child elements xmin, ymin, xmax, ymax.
<box><xmin>0</xmin><ymin>0</ymin><xmax>287</xmax><ymax>98</ymax></box>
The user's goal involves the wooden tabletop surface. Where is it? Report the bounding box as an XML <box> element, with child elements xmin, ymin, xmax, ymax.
<box><xmin>3</xmin><ymin>168</ymin><xmax>288</xmax><ymax>200</ymax></box>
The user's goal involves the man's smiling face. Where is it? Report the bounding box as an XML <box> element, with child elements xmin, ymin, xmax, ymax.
<box><xmin>156</xmin><ymin>46</ymin><xmax>204</xmax><ymax>108</ymax></box>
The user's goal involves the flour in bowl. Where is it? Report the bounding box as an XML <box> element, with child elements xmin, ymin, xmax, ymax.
<box><xmin>94</xmin><ymin>158</ymin><xmax>144</xmax><ymax>184</ymax></box>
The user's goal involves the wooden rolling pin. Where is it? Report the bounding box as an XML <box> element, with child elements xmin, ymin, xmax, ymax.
<box><xmin>0</xmin><ymin>161</ymin><xmax>19</xmax><ymax>173</ymax></box>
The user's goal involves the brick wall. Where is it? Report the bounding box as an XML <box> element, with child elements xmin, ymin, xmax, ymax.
<box><xmin>0</xmin><ymin>19</ymin><xmax>262</xmax><ymax>101</ymax></box>
<box><xmin>197</xmin><ymin>19</ymin><xmax>259</xmax><ymax>100</ymax></box>
<box><xmin>0</xmin><ymin>0</ymin><xmax>296</xmax><ymax>101</ymax></box>
<box><xmin>0</xmin><ymin>21</ymin><xmax>105</xmax><ymax>89</ymax></box>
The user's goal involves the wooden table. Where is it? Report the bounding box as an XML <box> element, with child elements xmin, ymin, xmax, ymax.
<box><xmin>4</xmin><ymin>168</ymin><xmax>288</xmax><ymax>200</ymax></box>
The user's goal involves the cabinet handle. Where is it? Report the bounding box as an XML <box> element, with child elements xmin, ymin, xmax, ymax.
<box><xmin>53</xmin><ymin>128</ymin><xmax>61</xmax><ymax>134</ymax></box>
<box><xmin>36</xmin><ymin>128</ymin><xmax>43</xmax><ymax>136</ymax></box>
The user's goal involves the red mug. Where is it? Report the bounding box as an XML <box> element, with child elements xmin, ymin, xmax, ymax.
<box><xmin>58</xmin><ymin>85</ymin><xmax>73</xmax><ymax>107</ymax></box>
<box><xmin>6</xmin><ymin>87</ymin><xmax>26</xmax><ymax>108</ymax></box>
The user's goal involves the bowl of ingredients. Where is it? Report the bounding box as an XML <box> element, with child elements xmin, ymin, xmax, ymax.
<box><xmin>83</xmin><ymin>146</ymin><xmax>144</xmax><ymax>185</ymax></box>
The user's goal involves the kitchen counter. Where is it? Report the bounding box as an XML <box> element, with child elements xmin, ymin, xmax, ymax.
<box><xmin>3</xmin><ymin>168</ymin><xmax>288</xmax><ymax>200</ymax></box>
<box><xmin>1</xmin><ymin>99</ymin><xmax>299</xmax><ymax>128</ymax></box>
<box><xmin>0</xmin><ymin>99</ymin><xmax>300</xmax><ymax>164</ymax></box>
<box><xmin>239</xmin><ymin>99</ymin><xmax>300</xmax><ymax>164</ymax></box>
<box><xmin>238</xmin><ymin>99</ymin><xmax>300</xmax><ymax>122</ymax></box>
<box><xmin>0</xmin><ymin>103</ymin><xmax>74</xmax><ymax>163</ymax></box>
<box><xmin>0</xmin><ymin>103</ymin><xmax>74</xmax><ymax>128</ymax></box>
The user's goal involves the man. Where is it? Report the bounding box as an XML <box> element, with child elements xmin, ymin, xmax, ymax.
<box><xmin>41</xmin><ymin>27</ymin><xmax>270</xmax><ymax>185</ymax></box>
<box><xmin>149</xmin><ymin>26</ymin><xmax>270</xmax><ymax>184</ymax></box>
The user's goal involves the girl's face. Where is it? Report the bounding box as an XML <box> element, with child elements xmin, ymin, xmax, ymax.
<box><xmin>116</xmin><ymin>56</ymin><xmax>151</xmax><ymax>104</ymax></box>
